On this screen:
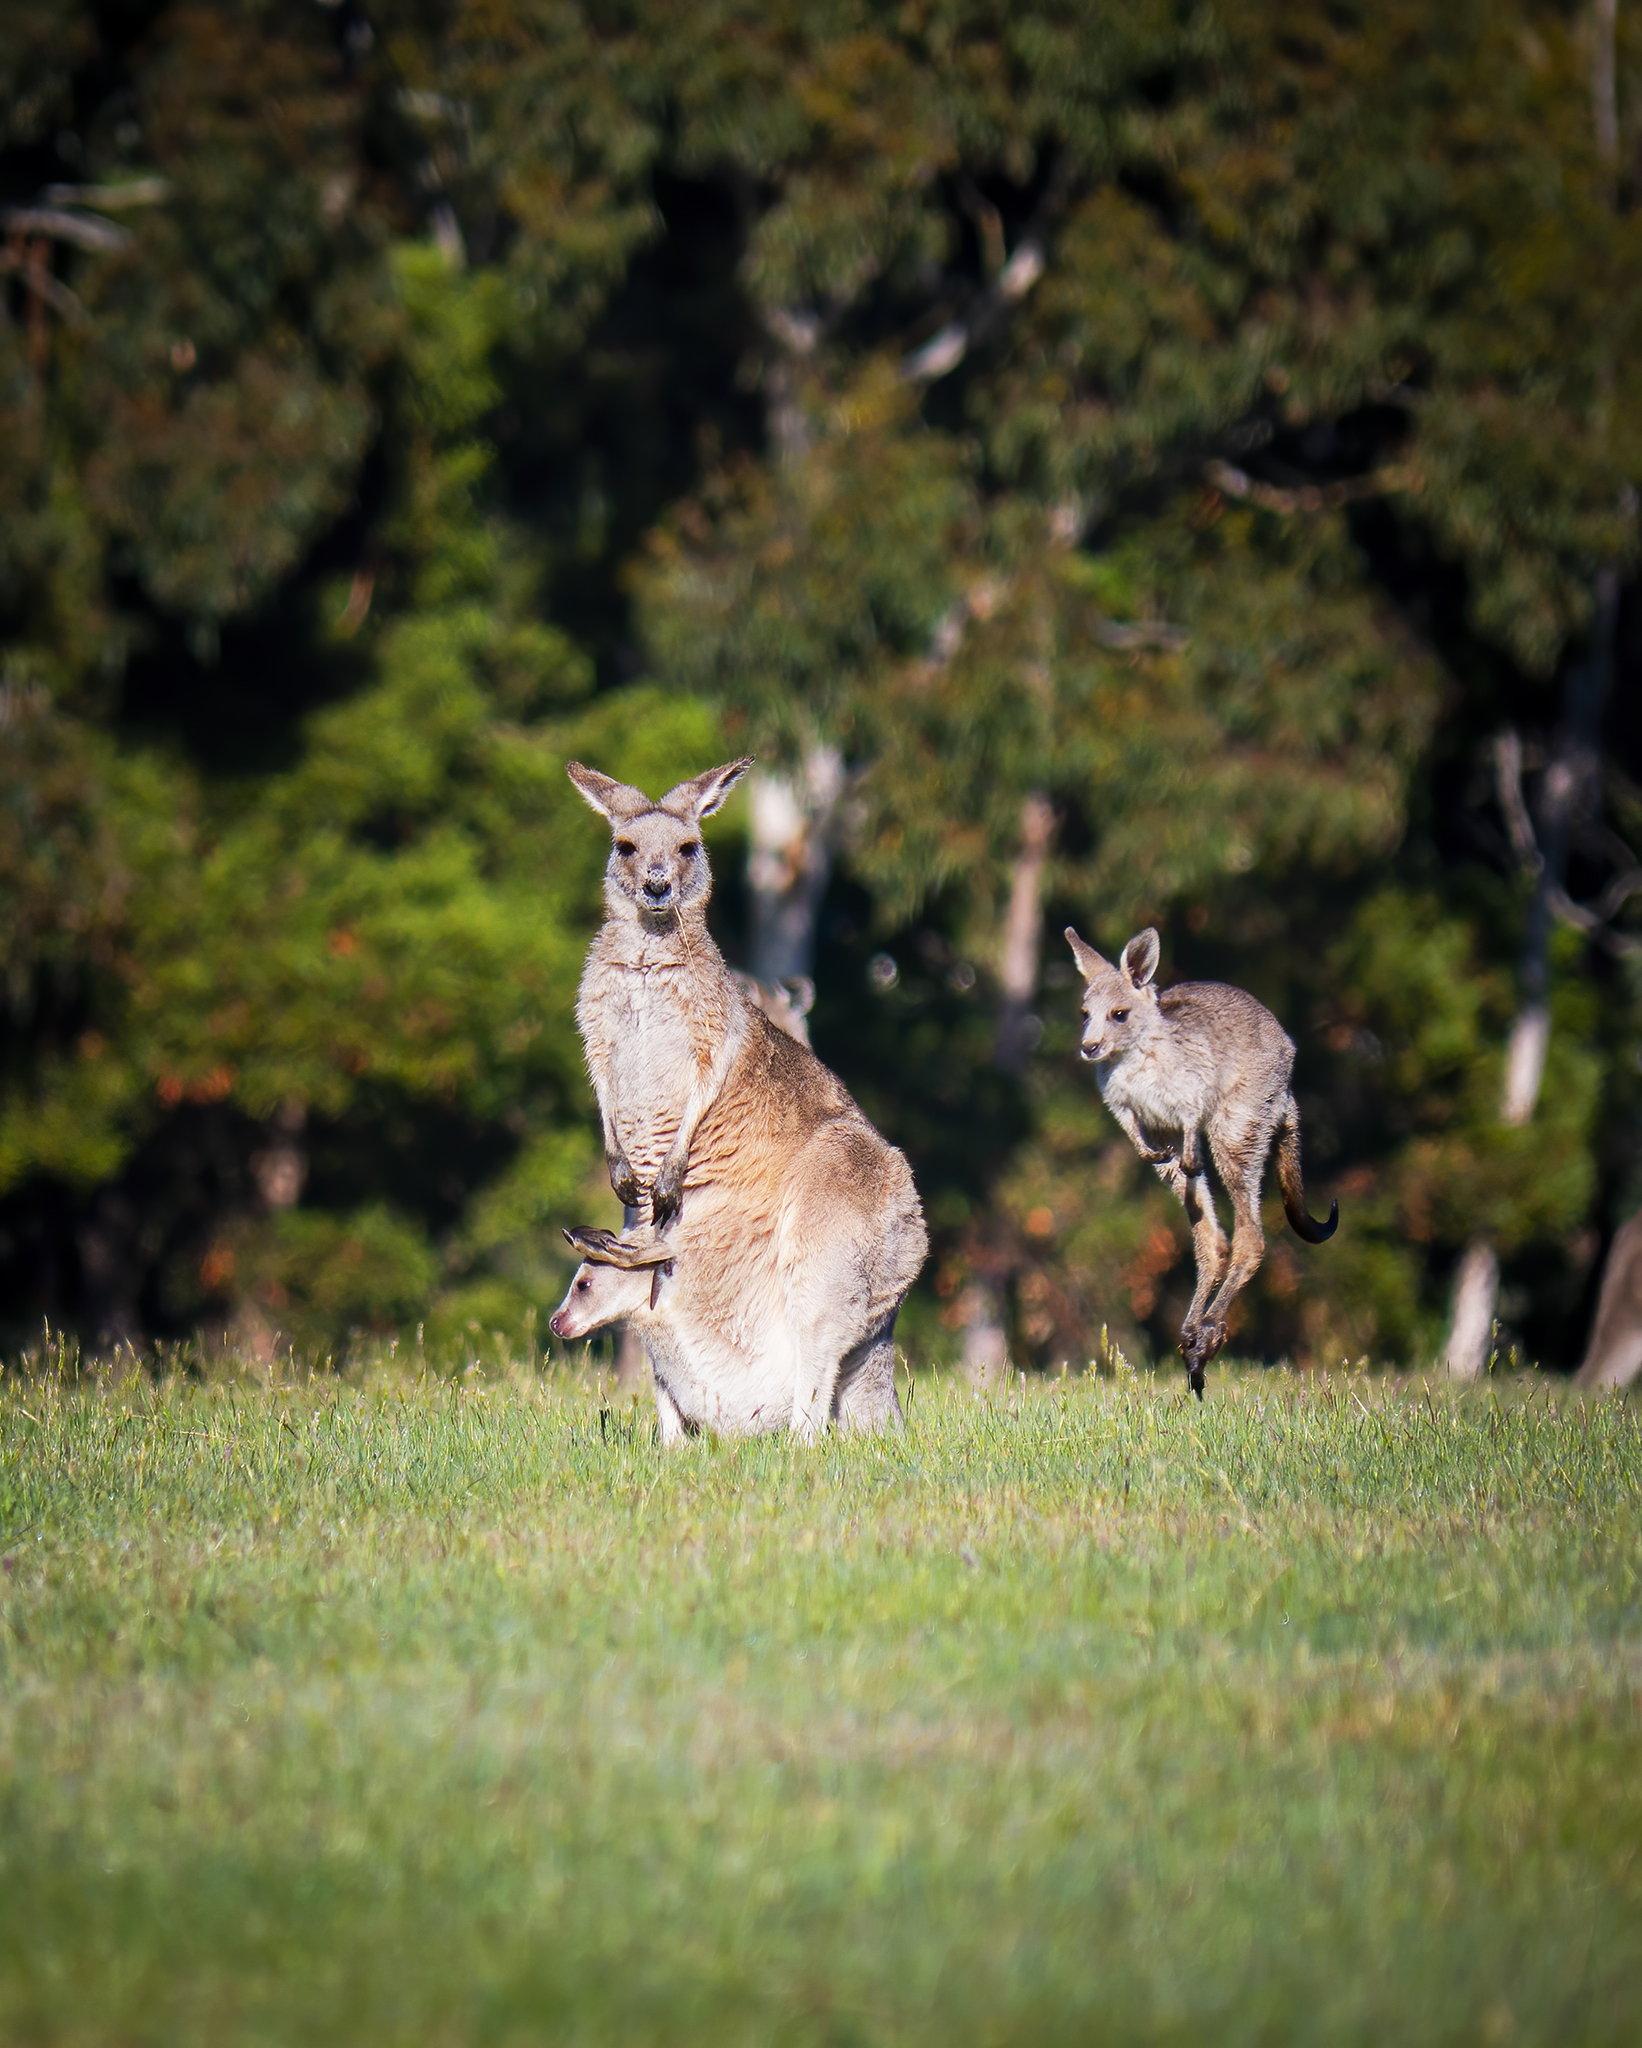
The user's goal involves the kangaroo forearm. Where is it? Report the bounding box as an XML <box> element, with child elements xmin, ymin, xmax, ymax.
<box><xmin>653</xmin><ymin>1030</ymin><xmax>747</xmax><ymax>1214</ymax></box>
<box><xmin>1112</xmin><ymin>1103</ymin><xmax>1178</xmax><ymax>1169</ymax></box>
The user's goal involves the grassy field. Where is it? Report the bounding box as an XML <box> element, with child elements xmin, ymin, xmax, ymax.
<box><xmin>1</xmin><ymin>1359</ymin><xmax>1639</xmax><ymax>2047</ymax></box>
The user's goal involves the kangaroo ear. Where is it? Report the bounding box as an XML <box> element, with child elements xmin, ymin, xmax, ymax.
<box><xmin>1064</xmin><ymin>927</ymin><xmax>1110</xmax><ymax>981</ymax></box>
<box><xmin>660</xmin><ymin>756</ymin><xmax>754</xmax><ymax>821</ymax></box>
<box><xmin>781</xmin><ymin>975</ymin><xmax>815</xmax><ymax>1018</ymax></box>
<box><xmin>566</xmin><ymin>762</ymin><xmax>649</xmax><ymax>822</ymax></box>
<box><xmin>648</xmin><ymin>1258</ymin><xmax>675</xmax><ymax>1312</ymax></box>
<box><xmin>562</xmin><ymin>1225</ymin><xmax>623</xmax><ymax>1261</ymax></box>
<box><xmin>1120</xmin><ymin>928</ymin><xmax>1161</xmax><ymax>989</ymax></box>
<box><xmin>565</xmin><ymin>1225</ymin><xmax>673</xmax><ymax>1272</ymax></box>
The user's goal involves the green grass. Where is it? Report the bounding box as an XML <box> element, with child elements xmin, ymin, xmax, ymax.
<box><xmin>1</xmin><ymin>1360</ymin><xmax>1639</xmax><ymax>2046</ymax></box>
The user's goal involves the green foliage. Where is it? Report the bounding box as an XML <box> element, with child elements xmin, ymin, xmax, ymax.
<box><xmin>2</xmin><ymin>1368</ymin><xmax>1640</xmax><ymax>2043</ymax></box>
<box><xmin>2</xmin><ymin>1</ymin><xmax>1640</xmax><ymax>1366</ymax></box>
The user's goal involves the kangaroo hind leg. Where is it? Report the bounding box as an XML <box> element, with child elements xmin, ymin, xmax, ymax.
<box><xmin>786</xmin><ymin>1231</ymin><xmax>873</xmax><ymax>1444</ymax></box>
<box><xmin>1178</xmin><ymin>1164</ymin><xmax>1229</xmax><ymax>1398</ymax></box>
<box><xmin>1196</xmin><ymin>1119</ymin><xmax>1271</xmax><ymax>1382</ymax></box>
<box><xmin>834</xmin><ymin>1313</ymin><xmax>905</xmax><ymax>1435</ymax></box>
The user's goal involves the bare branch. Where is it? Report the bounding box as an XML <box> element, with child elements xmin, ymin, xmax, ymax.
<box><xmin>955</xmin><ymin>175</ymin><xmax>1005</xmax><ymax>281</ymax></box>
<box><xmin>1203</xmin><ymin>458</ymin><xmax>1422</xmax><ymax>514</ymax></box>
<box><xmin>1092</xmin><ymin>617</ymin><xmax>1189</xmax><ymax>653</ymax></box>
<box><xmin>1593</xmin><ymin>867</ymin><xmax>1642</xmax><ymax>921</ymax></box>
<box><xmin>901</xmin><ymin>151</ymin><xmax>1073</xmax><ymax>385</ymax></box>
<box><xmin>0</xmin><ymin>248</ymin><xmax>89</xmax><ymax>326</ymax></box>
<box><xmin>0</xmin><ymin>206</ymin><xmax>131</xmax><ymax>254</ymax></box>
<box><xmin>1495</xmin><ymin>725</ymin><xmax>1639</xmax><ymax>948</ymax></box>
<box><xmin>1547</xmin><ymin>885</ymin><xmax>1642</xmax><ymax>956</ymax></box>
<box><xmin>1493</xmin><ymin>729</ymin><xmax>1543</xmax><ymax>873</ymax></box>
<box><xmin>39</xmin><ymin>179</ymin><xmax>170</xmax><ymax>210</ymax></box>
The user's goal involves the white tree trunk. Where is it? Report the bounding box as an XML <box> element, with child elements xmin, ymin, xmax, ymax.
<box><xmin>963</xmin><ymin>793</ymin><xmax>1056</xmax><ymax>1386</ymax></box>
<box><xmin>746</xmin><ymin>746</ymin><xmax>844</xmax><ymax>986</ymax></box>
<box><xmin>1574</xmin><ymin>1210</ymin><xmax>1642</xmax><ymax>1388</ymax></box>
<box><xmin>1499</xmin><ymin>1003</ymin><xmax>1551</xmax><ymax>1128</ymax></box>
<box><xmin>1447</xmin><ymin>11</ymin><xmax>1623</xmax><ymax>1379</ymax></box>
<box><xmin>960</xmin><ymin>1283</ymin><xmax>1010</xmax><ymax>1386</ymax></box>
<box><xmin>613</xmin><ymin>1320</ymin><xmax>650</xmax><ymax>1392</ymax></box>
<box><xmin>1445</xmin><ymin>1241</ymin><xmax>1500</xmax><ymax>1381</ymax></box>
<box><xmin>994</xmin><ymin>790</ymin><xmax>1054</xmax><ymax>1078</ymax></box>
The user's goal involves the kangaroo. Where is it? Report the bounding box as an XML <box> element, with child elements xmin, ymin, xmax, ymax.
<box><xmin>549</xmin><ymin>1186</ymin><xmax>916</xmax><ymax>1442</ymax></box>
<box><xmin>568</xmin><ymin>756</ymin><xmax>757</xmax><ymax>1228</ymax></box>
<box><xmin>733</xmin><ymin>971</ymin><xmax>815</xmax><ymax>1047</ymax></box>
<box><xmin>1065</xmin><ymin>926</ymin><xmax>1337</xmax><ymax>1396</ymax></box>
<box><xmin>567</xmin><ymin>755</ymin><xmax>928</xmax><ymax>1437</ymax></box>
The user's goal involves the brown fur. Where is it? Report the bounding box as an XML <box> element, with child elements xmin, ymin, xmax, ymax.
<box><xmin>1067</xmin><ymin>925</ymin><xmax>1336</xmax><ymax>1396</ymax></box>
<box><xmin>733</xmin><ymin>971</ymin><xmax>815</xmax><ymax>1046</ymax></box>
<box><xmin>565</xmin><ymin>757</ymin><xmax>927</xmax><ymax>1438</ymax></box>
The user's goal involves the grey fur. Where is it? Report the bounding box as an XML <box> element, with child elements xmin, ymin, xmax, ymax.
<box><xmin>733</xmin><ymin>971</ymin><xmax>815</xmax><ymax>1047</ymax></box>
<box><xmin>1066</xmin><ymin>925</ymin><xmax>1337</xmax><ymax>1396</ymax></box>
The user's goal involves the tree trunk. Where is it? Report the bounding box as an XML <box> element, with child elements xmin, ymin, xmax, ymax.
<box><xmin>1447</xmin><ymin>3</ymin><xmax>1623</xmax><ymax>1378</ymax></box>
<box><xmin>963</xmin><ymin>791</ymin><xmax>1055</xmax><ymax>1386</ymax></box>
<box><xmin>1445</xmin><ymin>577</ymin><xmax>1617</xmax><ymax>1377</ymax></box>
<box><xmin>746</xmin><ymin>747</ymin><xmax>844</xmax><ymax>987</ymax></box>
<box><xmin>613</xmin><ymin>1320</ymin><xmax>651</xmax><ymax>1392</ymax></box>
<box><xmin>994</xmin><ymin>790</ymin><xmax>1054</xmax><ymax>1078</ymax></box>
<box><xmin>1567</xmin><ymin>0</ymin><xmax>1638</xmax><ymax>1388</ymax></box>
<box><xmin>1574</xmin><ymin>1209</ymin><xmax>1642</xmax><ymax>1387</ymax></box>
<box><xmin>1445</xmin><ymin>1241</ymin><xmax>1500</xmax><ymax>1380</ymax></box>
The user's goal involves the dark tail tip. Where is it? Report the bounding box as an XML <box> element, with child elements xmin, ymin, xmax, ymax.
<box><xmin>1287</xmin><ymin>1198</ymin><xmax>1338</xmax><ymax>1246</ymax></box>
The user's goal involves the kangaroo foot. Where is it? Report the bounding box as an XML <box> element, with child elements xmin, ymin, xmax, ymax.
<box><xmin>1179</xmin><ymin>1330</ymin><xmax>1204</xmax><ymax>1400</ymax></box>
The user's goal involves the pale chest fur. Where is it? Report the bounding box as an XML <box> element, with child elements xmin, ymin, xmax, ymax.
<box><xmin>582</xmin><ymin>962</ymin><xmax>699</xmax><ymax>1167</ymax></box>
<box><xmin>1099</xmin><ymin>1036</ymin><xmax>1212</xmax><ymax>1138</ymax></box>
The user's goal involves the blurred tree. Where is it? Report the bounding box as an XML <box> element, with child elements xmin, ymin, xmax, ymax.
<box><xmin>638</xmin><ymin>0</ymin><xmax>1642</xmax><ymax>1372</ymax></box>
<box><xmin>2</xmin><ymin>0</ymin><xmax>1639</xmax><ymax>1374</ymax></box>
<box><xmin>0</xmin><ymin>0</ymin><xmax>692</xmax><ymax>1352</ymax></box>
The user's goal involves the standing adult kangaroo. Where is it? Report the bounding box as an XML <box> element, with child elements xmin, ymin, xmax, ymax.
<box><xmin>568</xmin><ymin>756</ymin><xmax>755</xmax><ymax>1229</ymax></box>
<box><xmin>1066</xmin><ymin>925</ymin><xmax>1337</xmax><ymax>1396</ymax></box>
<box><xmin>566</xmin><ymin>755</ymin><xmax>927</xmax><ymax>1438</ymax></box>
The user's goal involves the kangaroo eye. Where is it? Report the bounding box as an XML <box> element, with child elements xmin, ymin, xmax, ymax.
<box><xmin>1110</xmin><ymin>1007</ymin><xmax>1129</xmax><ymax>1022</ymax></box>
<box><xmin>575</xmin><ymin>1276</ymin><xmax>591</xmax><ymax>1292</ymax></box>
<box><xmin>679</xmin><ymin>841</ymin><xmax>699</xmax><ymax>858</ymax></box>
<box><xmin>614</xmin><ymin>839</ymin><xmax>636</xmax><ymax>858</ymax></box>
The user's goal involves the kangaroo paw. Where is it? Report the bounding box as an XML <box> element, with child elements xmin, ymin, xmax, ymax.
<box><xmin>1180</xmin><ymin>1324</ymin><xmax>1211</xmax><ymax>1399</ymax></box>
<box><xmin>651</xmin><ymin>1164</ymin><xmax>685</xmax><ymax>1231</ymax></box>
<box><xmin>608</xmin><ymin>1154</ymin><xmax>641</xmax><ymax>1209</ymax></box>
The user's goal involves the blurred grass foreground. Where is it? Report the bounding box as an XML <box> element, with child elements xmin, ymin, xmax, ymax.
<box><xmin>3</xmin><ymin>1361</ymin><xmax>1640</xmax><ymax>2045</ymax></box>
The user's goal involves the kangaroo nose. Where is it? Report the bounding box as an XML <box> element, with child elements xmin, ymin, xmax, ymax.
<box><xmin>643</xmin><ymin>870</ymin><xmax>671</xmax><ymax>899</ymax></box>
<box><xmin>548</xmin><ymin>1310</ymin><xmax>567</xmax><ymax>1337</ymax></box>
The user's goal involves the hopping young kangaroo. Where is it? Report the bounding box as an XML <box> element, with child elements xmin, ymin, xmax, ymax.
<box><xmin>566</xmin><ymin>755</ymin><xmax>927</xmax><ymax>1439</ymax></box>
<box><xmin>1066</xmin><ymin>926</ymin><xmax>1337</xmax><ymax>1396</ymax></box>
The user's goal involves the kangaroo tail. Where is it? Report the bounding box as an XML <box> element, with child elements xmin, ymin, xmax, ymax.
<box><xmin>1276</xmin><ymin>1102</ymin><xmax>1337</xmax><ymax>1245</ymax></box>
